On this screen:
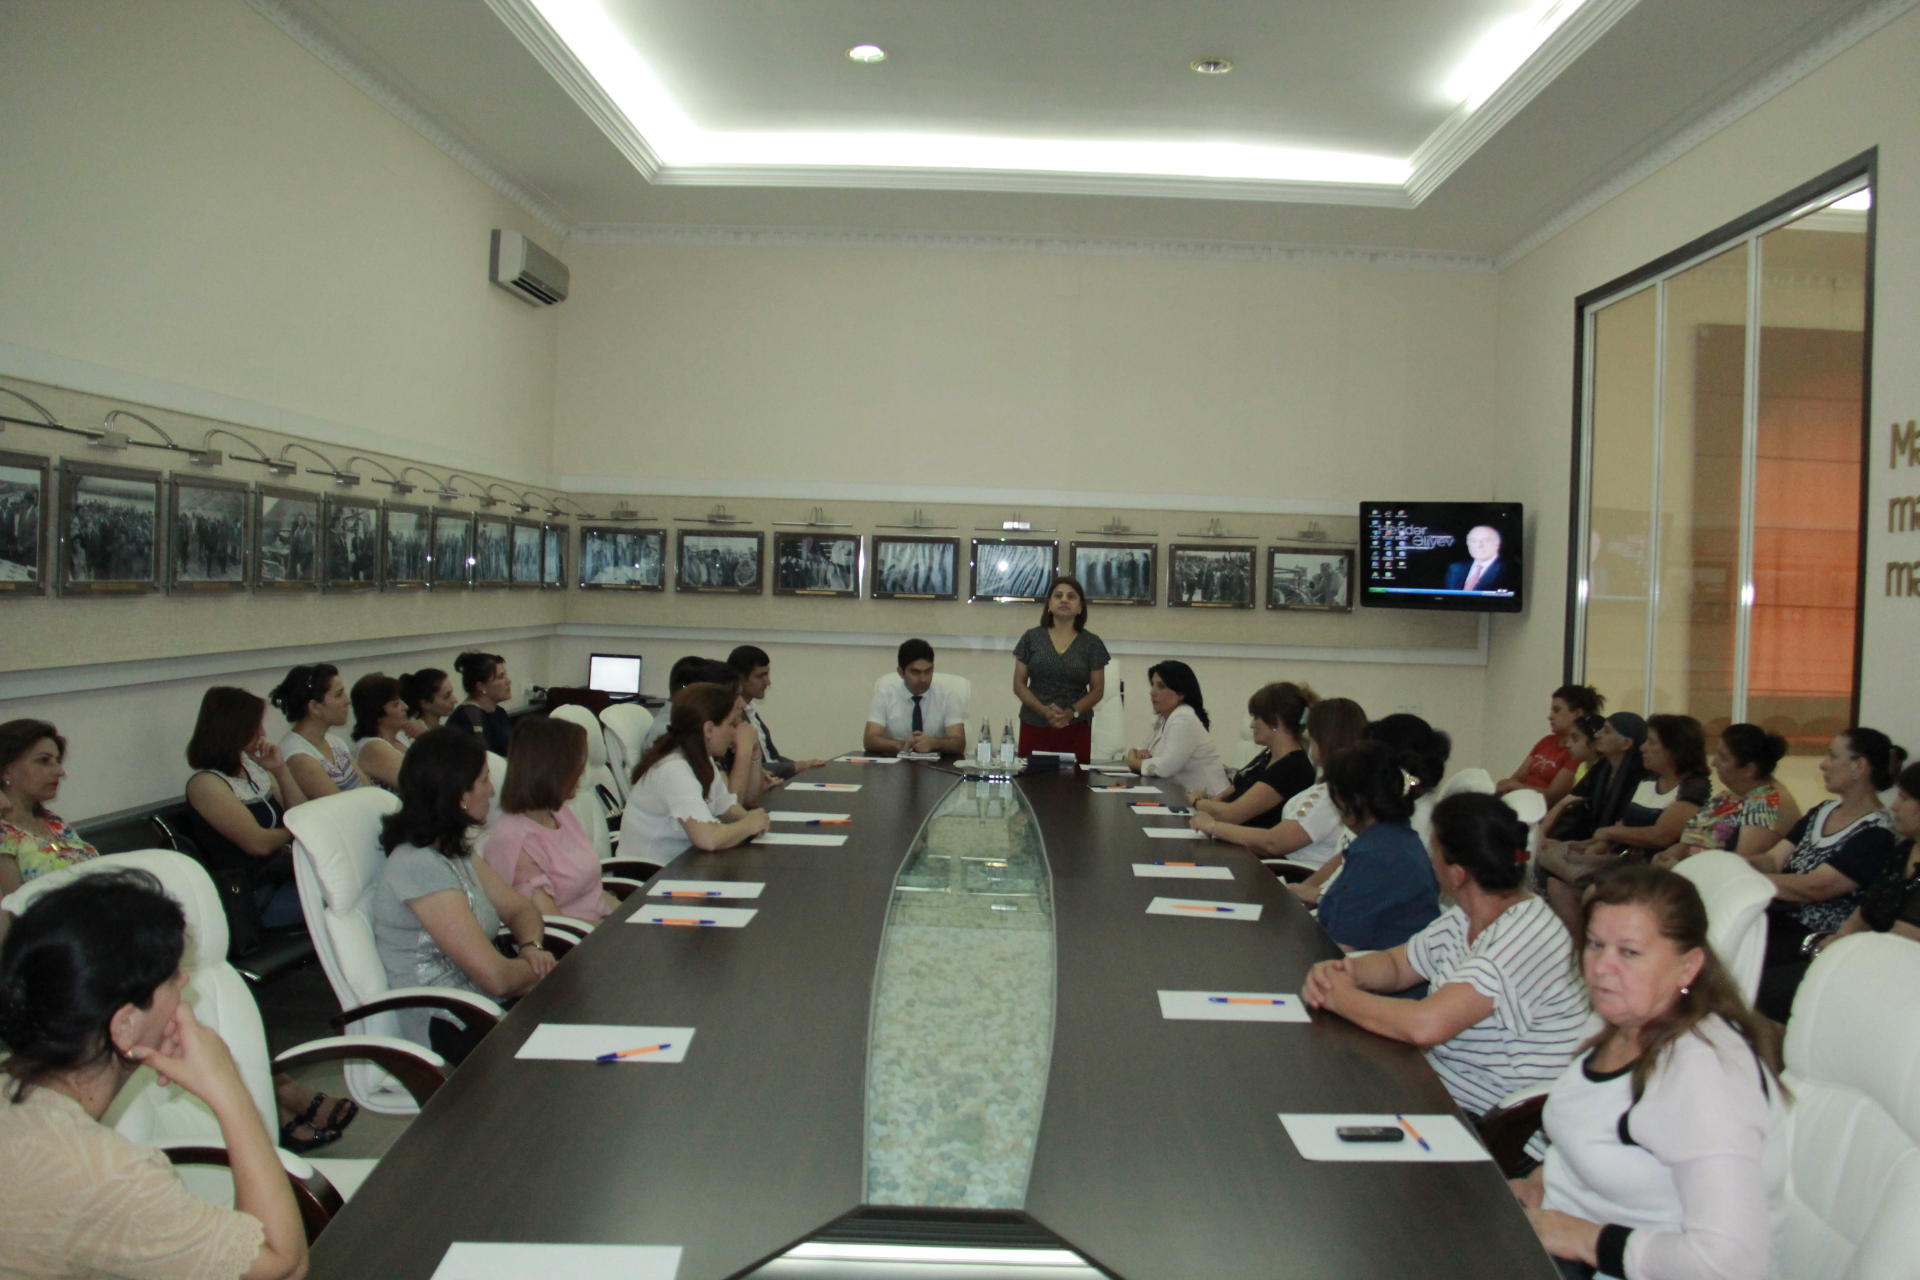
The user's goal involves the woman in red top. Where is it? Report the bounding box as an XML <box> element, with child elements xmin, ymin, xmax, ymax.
<box><xmin>1495</xmin><ymin>684</ymin><xmax>1604</xmax><ymax>806</ymax></box>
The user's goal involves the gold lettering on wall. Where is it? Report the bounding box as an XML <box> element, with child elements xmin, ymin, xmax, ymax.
<box><xmin>1893</xmin><ymin>419</ymin><xmax>1920</xmax><ymax>468</ymax></box>
<box><xmin>1886</xmin><ymin>422</ymin><xmax>1920</xmax><ymax>596</ymax></box>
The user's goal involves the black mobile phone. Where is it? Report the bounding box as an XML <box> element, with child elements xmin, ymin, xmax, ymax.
<box><xmin>1336</xmin><ymin>1126</ymin><xmax>1406</xmax><ymax>1143</ymax></box>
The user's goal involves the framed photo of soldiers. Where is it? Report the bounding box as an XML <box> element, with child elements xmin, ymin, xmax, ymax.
<box><xmin>540</xmin><ymin>522</ymin><xmax>567</xmax><ymax>589</ymax></box>
<box><xmin>57</xmin><ymin>461</ymin><xmax>161</xmax><ymax>596</ymax></box>
<box><xmin>578</xmin><ymin>525</ymin><xmax>664</xmax><ymax>590</ymax></box>
<box><xmin>1168</xmin><ymin>544</ymin><xmax>1255</xmax><ymax>609</ymax></box>
<box><xmin>322</xmin><ymin>494</ymin><xmax>380</xmax><ymax>590</ymax></box>
<box><xmin>969</xmin><ymin>538</ymin><xmax>1057</xmax><ymax>603</ymax></box>
<box><xmin>1071</xmin><ymin>540</ymin><xmax>1156</xmax><ymax>606</ymax></box>
<box><xmin>676</xmin><ymin>530</ymin><xmax>763</xmax><ymax>595</ymax></box>
<box><xmin>473</xmin><ymin>513</ymin><xmax>512</xmax><ymax>588</ymax></box>
<box><xmin>255</xmin><ymin>485</ymin><xmax>320</xmax><ymax>591</ymax></box>
<box><xmin>0</xmin><ymin>449</ymin><xmax>50</xmax><ymax>597</ymax></box>
<box><xmin>509</xmin><ymin>518</ymin><xmax>543</xmax><ymax>589</ymax></box>
<box><xmin>870</xmin><ymin>535</ymin><xmax>958</xmax><ymax>601</ymax></box>
<box><xmin>1267</xmin><ymin>545</ymin><xmax>1353</xmax><ymax>612</ymax></box>
<box><xmin>430</xmin><ymin>509</ymin><xmax>474</xmax><ymax>589</ymax></box>
<box><xmin>772</xmin><ymin>532</ymin><xmax>860</xmax><ymax>598</ymax></box>
<box><xmin>167</xmin><ymin>474</ymin><xmax>249</xmax><ymax>593</ymax></box>
<box><xmin>382</xmin><ymin>502</ymin><xmax>431</xmax><ymax>589</ymax></box>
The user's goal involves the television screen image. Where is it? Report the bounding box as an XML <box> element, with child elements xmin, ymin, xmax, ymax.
<box><xmin>1359</xmin><ymin>501</ymin><xmax>1524</xmax><ymax>613</ymax></box>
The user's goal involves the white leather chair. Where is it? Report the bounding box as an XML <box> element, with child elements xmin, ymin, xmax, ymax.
<box><xmin>1674</xmin><ymin>849</ymin><xmax>1773</xmax><ymax>1002</ymax></box>
<box><xmin>600</xmin><ymin>702</ymin><xmax>655</xmax><ymax>789</ymax></box>
<box><xmin>1500</xmin><ymin>788</ymin><xmax>1548</xmax><ymax>857</ymax></box>
<box><xmin>1436</xmin><ymin>767</ymin><xmax>1497</xmax><ymax>800</ymax></box>
<box><xmin>550</xmin><ymin>703</ymin><xmax>627</xmax><ymax>811</ymax></box>
<box><xmin>1779</xmin><ymin>933</ymin><xmax>1920</xmax><ymax>1278</ymax></box>
<box><xmin>286</xmin><ymin>788</ymin><xmax>504</xmax><ymax>1116</ymax></box>
<box><xmin>1090</xmin><ymin>657</ymin><xmax>1126</xmax><ymax>761</ymax></box>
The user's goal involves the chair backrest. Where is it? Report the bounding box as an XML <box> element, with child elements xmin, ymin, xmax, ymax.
<box><xmin>600</xmin><ymin>703</ymin><xmax>653</xmax><ymax>787</ymax></box>
<box><xmin>286</xmin><ymin>787</ymin><xmax>413</xmax><ymax>1112</ymax></box>
<box><xmin>1674</xmin><ymin>850</ymin><xmax>1773</xmax><ymax>1002</ymax></box>
<box><xmin>1779</xmin><ymin>933</ymin><xmax>1920</xmax><ymax>1279</ymax></box>
<box><xmin>1436</xmin><ymin>767</ymin><xmax>1497</xmax><ymax>800</ymax></box>
<box><xmin>550</xmin><ymin>704</ymin><xmax>624</xmax><ymax>801</ymax></box>
<box><xmin>568</xmin><ymin>784</ymin><xmax>615</xmax><ymax>862</ymax></box>
<box><xmin>1500</xmin><ymin>788</ymin><xmax>1549</xmax><ymax>857</ymax></box>
<box><xmin>1089</xmin><ymin>657</ymin><xmax>1126</xmax><ymax>760</ymax></box>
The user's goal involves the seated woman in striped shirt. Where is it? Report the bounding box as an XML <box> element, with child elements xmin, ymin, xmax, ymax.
<box><xmin>1304</xmin><ymin>792</ymin><xmax>1592</xmax><ymax>1118</ymax></box>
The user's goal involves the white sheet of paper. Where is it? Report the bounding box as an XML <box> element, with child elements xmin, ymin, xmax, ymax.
<box><xmin>751</xmin><ymin>831</ymin><xmax>849</xmax><ymax>846</ymax></box>
<box><xmin>1089</xmin><ymin>783</ymin><xmax>1163</xmax><ymax>795</ymax></box>
<box><xmin>784</xmin><ymin>782</ymin><xmax>862</xmax><ymax>792</ymax></box>
<box><xmin>835</xmin><ymin>755</ymin><xmax>900</xmax><ymax>764</ymax></box>
<box><xmin>1157</xmin><ymin>990</ymin><xmax>1310</xmax><ymax>1022</ymax></box>
<box><xmin>1143</xmin><ymin>827</ymin><xmax>1207</xmax><ymax>841</ymax></box>
<box><xmin>1131</xmin><ymin>862</ymin><xmax>1234</xmax><ymax>880</ymax></box>
<box><xmin>1129</xmin><ymin>803</ymin><xmax>1194</xmax><ymax>816</ymax></box>
<box><xmin>1277</xmin><ymin>1113</ymin><xmax>1490</xmax><ymax>1162</ymax></box>
<box><xmin>515</xmin><ymin>1023</ymin><xmax>694</xmax><ymax>1064</ymax></box>
<box><xmin>629</xmin><ymin>904</ymin><xmax>758</xmax><ymax>928</ymax></box>
<box><xmin>648</xmin><ymin>880</ymin><xmax>765</xmax><ymax>900</ymax></box>
<box><xmin>433</xmin><ymin>1242</ymin><xmax>682</xmax><ymax>1280</ymax></box>
<box><xmin>763</xmin><ymin>811</ymin><xmax>850</xmax><ymax>823</ymax></box>
<box><xmin>1145</xmin><ymin>896</ymin><xmax>1264</xmax><ymax>921</ymax></box>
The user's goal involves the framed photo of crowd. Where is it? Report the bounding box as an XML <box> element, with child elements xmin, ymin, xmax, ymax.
<box><xmin>1168</xmin><ymin>544</ymin><xmax>1255</xmax><ymax>609</ymax></box>
<box><xmin>1071</xmin><ymin>540</ymin><xmax>1155</xmax><ymax>606</ymax></box>
<box><xmin>870</xmin><ymin>535</ymin><xmax>958</xmax><ymax>601</ymax></box>
<box><xmin>323</xmin><ymin>494</ymin><xmax>380</xmax><ymax>590</ymax></box>
<box><xmin>970</xmin><ymin>538</ymin><xmax>1057</xmax><ymax>603</ymax></box>
<box><xmin>382</xmin><ymin>502</ymin><xmax>431</xmax><ymax>589</ymax></box>
<box><xmin>677</xmin><ymin>530</ymin><xmax>763</xmax><ymax>595</ymax></box>
<box><xmin>255</xmin><ymin>486</ymin><xmax>320</xmax><ymax>591</ymax></box>
<box><xmin>57</xmin><ymin>461</ymin><xmax>161</xmax><ymax>596</ymax></box>
<box><xmin>473</xmin><ymin>514</ymin><xmax>512</xmax><ymax>588</ymax></box>
<box><xmin>167</xmin><ymin>475</ymin><xmax>249</xmax><ymax>593</ymax></box>
<box><xmin>430</xmin><ymin>508</ymin><xmax>474</xmax><ymax>589</ymax></box>
<box><xmin>772</xmin><ymin>532</ymin><xmax>860</xmax><ymax>598</ymax></box>
<box><xmin>1267</xmin><ymin>545</ymin><xmax>1353</xmax><ymax>612</ymax></box>
<box><xmin>0</xmin><ymin>449</ymin><xmax>49</xmax><ymax>597</ymax></box>
<box><xmin>509</xmin><ymin>519</ymin><xmax>543</xmax><ymax>589</ymax></box>
<box><xmin>578</xmin><ymin>525</ymin><xmax>665</xmax><ymax>590</ymax></box>
<box><xmin>540</xmin><ymin>522</ymin><xmax>567</xmax><ymax>589</ymax></box>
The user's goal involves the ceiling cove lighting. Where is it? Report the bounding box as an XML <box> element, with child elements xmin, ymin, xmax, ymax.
<box><xmin>846</xmin><ymin>43</ymin><xmax>886</xmax><ymax>63</ymax></box>
<box><xmin>525</xmin><ymin>0</ymin><xmax>1407</xmax><ymax>187</ymax></box>
<box><xmin>1442</xmin><ymin>0</ymin><xmax>1591</xmax><ymax>110</ymax></box>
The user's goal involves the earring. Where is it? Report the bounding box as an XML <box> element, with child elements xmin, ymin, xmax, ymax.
<box><xmin>1680</xmin><ymin>984</ymin><xmax>1691</xmax><ymax>996</ymax></box>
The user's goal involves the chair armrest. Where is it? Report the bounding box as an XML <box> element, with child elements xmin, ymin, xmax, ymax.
<box><xmin>332</xmin><ymin>987</ymin><xmax>502</xmax><ymax>1035</ymax></box>
<box><xmin>1260</xmin><ymin>858</ymin><xmax>1316</xmax><ymax>883</ymax></box>
<box><xmin>1475</xmin><ymin>1093</ymin><xmax>1549</xmax><ymax>1177</ymax></box>
<box><xmin>273</xmin><ymin>1033</ymin><xmax>449</xmax><ymax>1107</ymax></box>
<box><xmin>603</xmin><ymin>857</ymin><xmax>661</xmax><ymax>881</ymax></box>
<box><xmin>541</xmin><ymin>914</ymin><xmax>594</xmax><ymax>937</ymax></box>
<box><xmin>160</xmin><ymin>1144</ymin><xmax>343</xmax><ymax>1243</ymax></box>
<box><xmin>601</xmin><ymin>876</ymin><xmax>645</xmax><ymax>900</ymax></box>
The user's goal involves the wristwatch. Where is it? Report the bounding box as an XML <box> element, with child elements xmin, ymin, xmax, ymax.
<box><xmin>518</xmin><ymin>939</ymin><xmax>545</xmax><ymax>955</ymax></box>
<box><xmin>1799</xmin><ymin>931</ymin><xmax>1832</xmax><ymax>960</ymax></box>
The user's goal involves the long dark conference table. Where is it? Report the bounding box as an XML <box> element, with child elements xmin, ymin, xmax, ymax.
<box><xmin>309</xmin><ymin>758</ymin><xmax>1558</xmax><ymax>1279</ymax></box>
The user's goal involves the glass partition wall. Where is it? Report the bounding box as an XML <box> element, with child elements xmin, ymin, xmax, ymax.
<box><xmin>1572</xmin><ymin>161</ymin><xmax>1872</xmax><ymax>773</ymax></box>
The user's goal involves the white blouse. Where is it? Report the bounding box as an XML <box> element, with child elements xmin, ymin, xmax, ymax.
<box><xmin>622</xmin><ymin>750</ymin><xmax>740</xmax><ymax>865</ymax></box>
<box><xmin>1138</xmin><ymin>704</ymin><xmax>1230</xmax><ymax>795</ymax></box>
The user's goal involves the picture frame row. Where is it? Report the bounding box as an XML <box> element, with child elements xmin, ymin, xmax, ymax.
<box><xmin>0</xmin><ymin>453</ymin><xmax>1352</xmax><ymax>609</ymax></box>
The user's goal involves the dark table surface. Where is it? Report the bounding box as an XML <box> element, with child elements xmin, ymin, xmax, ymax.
<box><xmin>307</xmin><ymin>758</ymin><xmax>1557</xmax><ymax>1279</ymax></box>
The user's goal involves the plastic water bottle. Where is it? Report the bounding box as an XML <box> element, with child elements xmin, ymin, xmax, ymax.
<box><xmin>998</xmin><ymin>719</ymin><xmax>1016</xmax><ymax>766</ymax></box>
<box><xmin>976</xmin><ymin>720</ymin><xmax>993</xmax><ymax>769</ymax></box>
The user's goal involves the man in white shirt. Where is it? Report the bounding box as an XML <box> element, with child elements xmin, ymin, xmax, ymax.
<box><xmin>864</xmin><ymin>639</ymin><xmax>969</xmax><ymax>755</ymax></box>
<box><xmin>728</xmin><ymin>644</ymin><xmax>825</xmax><ymax>779</ymax></box>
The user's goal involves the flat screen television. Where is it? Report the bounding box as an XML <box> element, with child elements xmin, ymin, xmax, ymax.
<box><xmin>1359</xmin><ymin>502</ymin><xmax>1525</xmax><ymax>613</ymax></box>
<box><xmin>588</xmin><ymin>653</ymin><xmax>643</xmax><ymax>696</ymax></box>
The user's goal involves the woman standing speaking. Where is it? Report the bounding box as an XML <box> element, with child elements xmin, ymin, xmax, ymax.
<box><xmin>1011</xmin><ymin>576</ymin><xmax>1109</xmax><ymax>762</ymax></box>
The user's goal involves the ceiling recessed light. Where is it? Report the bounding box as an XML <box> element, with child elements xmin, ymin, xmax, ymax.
<box><xmin>846</xmin><ymin>44</ymin><xmax>886</xmax><ymax>64</ymax></box>
<box><xmin>1190</xmin><ymin>57</ymin><xmax>1232</xmax><ymax>75</ymax></box>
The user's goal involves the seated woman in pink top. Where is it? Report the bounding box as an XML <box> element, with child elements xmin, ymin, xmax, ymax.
<box><xmin>484</xmin><ymin>716</ymin><xmax>617</xmax><ymax>925</ymax></box>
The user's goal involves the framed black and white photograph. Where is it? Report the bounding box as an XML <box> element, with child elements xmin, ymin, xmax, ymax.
<box><xmin>1268</xmin><ymin>545</ymin><xmax>1353</xmax><ymax>612</ymax></box>
<box><xmin>541</xmin><ymin>522</ymin><xmax>567</xmax><ymax>589</ymax></box>
<box><xmin>509</xmin><ymin>519</ymin><xmax>543</xmax><ymax>588</ymax></box>
<box><xmin>0</xmin><ymin>449</ymin><xmax>50</xmax><ymax>597</ymax></box>
<box><xmin>969</xmin><ymin>538</ymin><xmax>1057</xmax><ymax>603</ymax></box>
<box><xmin>772</xmin><ymin>532</ymin><xmax>860</xmax><ymax>597</ymax></box>
<box><xmin>383</xmin><ymin>502</ymin><xmax>431</xmax><ymax>589</ymax></box>
<box><xmin>1168</xmin><ymin>544</ymin><xmax>1255</xmax><ymax>609</ymax></box>
<box><xmin>473</xmin><ymin>514</ymin><xmax>511</xmax><ymax>588</ymax></box>
<box><xmin>870</xmin><ymin>535</ymin><xmax>959</xmax><ymax>601</ymax></box>
<box><xmin>677</xmin><ymin>530</ymin><xmax>763</xmax><ymax>594</ymax></box>
<box><xmin>167</xmin><ymin>475</ymin><xmax>248</xmax><ymax>592</ymax></box>
<box><xmin>322</xmin><ymin>494</ymin><xmax>380</xmax><ymax>589</ymax></box>
<box><xmin>431</xmin><ymin>509</ymin><xmax>473</xmax><ymax>589</ymax></box>
<box><xmin>1071</xmin><ymin>540</ymin><xmax>1156</xmax><ymax>606</ymax></box>
<box><xmin>255</xmin><ymin>486</ymin><xmax>320</xmax><ymax>591</ymax></box>
<box><xmin>58</xmin><ymin>461</ymin><xmax>160</xmax><ymax>595</ymax></box>
<box><xmin>579</xmin><ymin>525</ymin><xmax>664</xmax><ymax>590</ymax></box>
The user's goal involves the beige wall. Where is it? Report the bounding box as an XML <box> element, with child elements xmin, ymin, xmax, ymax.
<box><xmin>1488</xmin><ymin>6</ymin><xmax>1920</xmax><ymax>771</ymax></box>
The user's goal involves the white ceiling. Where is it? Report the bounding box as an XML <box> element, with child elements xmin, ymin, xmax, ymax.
<box><xmin>253</xmin><ymin>0</ymin><xmax>1902</xmax><ymax>259</ymax></box>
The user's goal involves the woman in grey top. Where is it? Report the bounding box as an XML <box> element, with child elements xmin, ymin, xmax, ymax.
<box><xmin>370</xmin><ymin>727</ymin><xmax>555</xmax><ymax>1063</ymax></box>
<box><xmin>1011</xmin><ymin>576</ymin><xmax>1110</xmax><ymax>762</ymax></box>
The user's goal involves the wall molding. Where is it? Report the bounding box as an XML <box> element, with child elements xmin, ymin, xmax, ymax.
<box><xmin>1495</xmin><ymin>0</ymin><xmax>1919</xmax><ymax>271</ymax></box>
<box><xmin>556</xmin><ymin>479</ymin><xmax>1363</xmax><ymax>518</ymax></box>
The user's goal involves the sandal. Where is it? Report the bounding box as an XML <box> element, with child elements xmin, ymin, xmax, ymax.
<box><xmin>279</xmin><ymin>1092</ymin><xmax>358</xmax><ymax>1154</ymax></box>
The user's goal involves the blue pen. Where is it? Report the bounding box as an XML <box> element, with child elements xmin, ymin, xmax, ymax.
<box><xmin>660</xmin><ymin>890</ymin><xmax>722</xmax><ymax>898</ymax></box>
<box><xmin>652</xmin><ymin>917</ymin><xmax>717</xmax><ymax>927</ymax></box>
<box><xmin>1208</xmin><ymin>996</ymin><xmax>1285</xmax><ymax>1006</ymax></box>
<box><xmin>596</xmin><ymin>1043</ymin><xmax>671</xmax><ymax>1062</ymax></box>
<box><xmin>1395</xmin><ymin>1114</ymin><xmax>1433</xmax><ymax>1152</ymax></box>
<box><xmin>804</xmin><ymin>818</ymin><xmax>851</xmax><ymax>826</ymax></box>
<box><xmin>1172</xmin><ymin>904</ymin><xmax>1234</xmax><ymax>913</ymax></box>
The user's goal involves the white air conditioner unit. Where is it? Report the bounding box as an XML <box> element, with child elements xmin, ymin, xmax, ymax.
<box><xmin>489</xmin><ymin>229</ymin><xmax>569</xmax><ymax>306</ymax></box>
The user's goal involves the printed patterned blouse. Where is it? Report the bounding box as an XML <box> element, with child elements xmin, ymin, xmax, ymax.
<box><xmin>0</xmin><ymin>812</ymin><xmax>100</xmax><ymax>883</ymax></box>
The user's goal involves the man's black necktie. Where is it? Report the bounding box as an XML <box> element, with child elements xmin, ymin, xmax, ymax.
<box><xmin>910</xmin><ymin>694</ymin><xmax>924</xmax><ymax>734</ymax></box>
